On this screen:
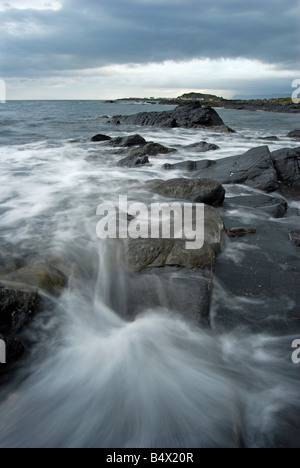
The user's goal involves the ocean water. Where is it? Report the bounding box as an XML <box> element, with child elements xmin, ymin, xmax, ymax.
<box><xmin>0</xmin><ymin>100</ymin><xmax>300</xmax><ymax>448</ymax></box>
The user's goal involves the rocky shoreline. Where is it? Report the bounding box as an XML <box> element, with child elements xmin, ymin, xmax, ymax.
<box><xmin>111</xmin><ymin>96</ymin><xmax>300</xmax><ymax>114</ymax></box>
<box><xmin>1</xmin><ymin>102</ymin><xmax>300</xmax><ymax>369</ymax></box>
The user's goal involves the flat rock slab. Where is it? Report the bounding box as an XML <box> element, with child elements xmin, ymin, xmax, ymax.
<box><xmin>147</xmin><ymin>178</ymin><xmax>226</xmax><ymax>207</ymax></box>
<box><xmin>224</xmin><ymin>194</ymin><xmax>288</xmax><ymax>218</ymax></box>
<box><xmin>211</xmin><ymin>216</ymin><xmax>300</xmax><ymax>335</ymax></box>
<box><xmin>193</xmin><ymin>146</ymin><xmax>279</xmax><ymax>193</ymax></box>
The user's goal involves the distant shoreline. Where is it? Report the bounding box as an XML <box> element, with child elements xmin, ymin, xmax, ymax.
<box><xmin>106</xmin><ymin>96</ymin><xmax>300</xmax><ymax>114</ymax></box>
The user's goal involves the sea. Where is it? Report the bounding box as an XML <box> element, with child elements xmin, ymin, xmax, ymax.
<box><xmin>0</xmin><ymin>100</ymin><xmax>299</xmax><ymax>448</ymax></box>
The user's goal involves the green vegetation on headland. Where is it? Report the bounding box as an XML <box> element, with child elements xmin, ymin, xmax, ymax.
<box><xmin>108</xmin><ymin>93</ymin><xmax>299</xmax><ymax>113</ymax></box>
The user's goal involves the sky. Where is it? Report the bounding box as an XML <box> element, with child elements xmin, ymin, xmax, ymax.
<box><xmin>0</xmin><ymin>0</ymin><xmax>300</xmax><ymax>100</ymax></box>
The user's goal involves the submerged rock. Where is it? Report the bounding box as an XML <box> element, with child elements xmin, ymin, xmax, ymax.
<box><xmin>227</xmin><ymin>227</ymin><xmax>257</xmax><ymax>238</ymax></box>
<box><xmin>185</xmin><ymin>141</ymin><xmax>220</xmax><ymax>152</ymax></box>
<box><xmin>114</xmin><ymin>101</ymin><xmax>225</xmax><ymax>129</ymax></box>
<box><xmin>163</xmin><ymin>160</ymin><xmax>216</xmax><ymax>171</ymax></box>
<box><xmin>224</xmin><ymin>194</ymin><xmax>288</xmax><ymax>219</ymax></box>
<box><xmin>147</xmin><ymin>178</ymin><xmax>226</xmax><ymax>207</ymax></box>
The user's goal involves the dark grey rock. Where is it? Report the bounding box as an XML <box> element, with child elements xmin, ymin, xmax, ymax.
<box><xmin>0</xmin><ymin>281</ymin><xmax>39</xmax><ymax>364</ymax></box>
<box><xmin>0</xmin><ymin>281</ymin><xmax>39</xmax><ymax>332</ymax></box>
<box><xmin>125</xmin><ymin>205</ymin><xmax>225</xmax><ymax>273</ymax></box>
<box><xmin>147</xmin><ymin>178</ymin><xmax>226</xmax><ymax>207</ymax></box>
<box><xmin>114</xmin><ymin>101</ymin><xmax>225</xmax><ymax>128</ymax></box>
<box><xmin>1</xmin><ymin>258</ymin><xmax>68</xmax><ymax>295</ymax></box>
<box><xmin>287</xmin><ymin>130</ymin><xmax>300</xmax><ymax>138</ymax></box>
<box><xmin>107</xmin><ymin>134</ymin><xmax>147</xmax><ymax>147</ymax></box>
<box><xmin>211</xmin><ymin>220</ymin><xmax>300</xmax><ymax>336</ymax></box>
<box><xmin>117</xmin><ymin>155</ymin><xmax>149</xmax><ymax>168</ymax></box>
<box><xmin>195</xmin><ymin>146</ymin><xmax>279</xmax><ymax>193</ymax></box>
<box><xmin>127</xmin><ymin>142</ymin><xmax>176</xmax><ymax>157</ymax></box>
<box><xmin>225</xmin><ymin>194</ymin><xmax>288</xmax><ymax>219</ymax></box>
<box><xmin>91</xmin><ymin>134</ymin><xmax>112</xmax><ymax>142</ymax></box>
<box><xmin>163</xmin><ymin>160</ymin><xmax>216</xmax><ymax>171</ymax></box>
<box><xmin>271</xmin><ymin>147</ymin><xmax>300</xmax><ymax>186</ymax></box>
<box><xmin>185</xmin><ymin>141</ymin><xmax>220</xmax><ymax>152</ymax></box>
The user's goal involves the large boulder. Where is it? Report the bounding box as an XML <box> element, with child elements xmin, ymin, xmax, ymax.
<box><xmin>193</xmin><ymin>146</ymin><xmax>279</xmax><ymax>193</ymax></box>
<box><xmin>114</xmin><ymin>102</ymin><xmax>225</xmax><ymax>129</ymax></box>
<box><xmin>125</xmin><ymin>205</ymin><xmax>225</xmax><ymax>273</ymax></box>
<box><xmin>147</xmin><ymin>178</ymin><xmax>226</xmax><ymax>207</ymax></box>
<box><xmin>271</xmin><ymin>147</ymin><xmax>300</xmax><ymax>186</ymax></box>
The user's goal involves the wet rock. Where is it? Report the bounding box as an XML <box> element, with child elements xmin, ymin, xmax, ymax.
<box><xmin>195</xmin><ymin>146</ymin><xmax>279</xmax><ymax>193</ymax></box>
<box><xmin>271</xmin><ymin>147</ymin><xmax>300</xmax><ymax>186</ymax></box>
<box><xmin>147</xmin><ymin>178</ymin><xmax>226</xmax><ymax>207</ymax></box>
<box><xmin>287</xmin><ymin>130</ymin><xmax>300</xmax><ymax>138</ymax></box>
<box><xmin>225</xmin><ymin>194</ymin><xmax>288</xmax><ymax>219</ymax></box>
<box><xmin>227</xmin><ymin>227</ymin><xmax>257</xmax><ymax>238</ymax></box>
<box><xmin>115</xmin><ymin>101</ymin><xmax>225</xmax><ymax>129</ymax></box>
<box><xmin>0</xmin><ymin>281</ymin><xmax>39</xmax><ymax>364</ymax></box>
<box><xmin>1</xmin><ymin>258</ymin><xmax>68</xmax><ymax>295</ymax></box>
<box><xmin>125</xmin><ymin>205</ymin><xmax>225</xmax><ymax>273</ymax></box>
<box><xmin>163</xmin><ymin>160</ymin><xmax>216</xmax><ymax>172</ymax></box>
<box><xmin>117</xmin><ymin>155</ymin><xmax>149</xmax><ymax>168</ymax></box>
<box><xmin>107</xmin><ymin>134</ymin><xmax>147</xmax><ymax>147</ymax></box>
<box><xmin>0</xmin><ymin>281</ymin><xmax>39</xmax><ymax>332</ymax></box>
<box><xmin>127</xmin><ymin>142</ymin><xmax>176</xmax><ymax>157</ymax></box>
<box><xmin>211</xmin><ymin>220</ymin><xmax>300</xmax><ymax>335</ymax></box>
<box><xmin>260</xmin><ymin>136</ymin><xmax>279</xmax><ymax>142</ymax></box>
<box><xmin>91</xmin><ymin>134</ymin><xmax>112</xmax><ymax>142</ymax></box>
<box><xmin>185</xmin><ymin>141</ymin><xmax>220</xmax><ymax>152</ymax></box>
<box><xmin>108</xmin><ymin>268</ymin><xmax>213</xmax><ymax>324</ymax></box>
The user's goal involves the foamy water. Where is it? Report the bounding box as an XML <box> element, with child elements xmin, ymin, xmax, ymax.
<box><xmin>0</xmin><ymin>101</ymin><xmax>299</xmax><ymax>448</ymax></box>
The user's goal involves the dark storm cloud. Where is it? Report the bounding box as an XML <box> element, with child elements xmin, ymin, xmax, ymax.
<box><xmin>0</xmin><ymin>0</ymin><xmax>299</xmax><ymax>78</ymax></box>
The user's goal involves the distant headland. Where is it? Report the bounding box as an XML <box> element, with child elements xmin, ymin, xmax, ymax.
<box><xmin>106</xmin><ymin>92</ymin><xmax>300</xmax><ymax>113</ymax></box>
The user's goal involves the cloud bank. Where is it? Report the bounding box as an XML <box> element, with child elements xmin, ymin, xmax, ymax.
<box><xmin>1</xmin><ymin>0</ymin><xmax>299</xmax><ymax>98</ymax></box>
